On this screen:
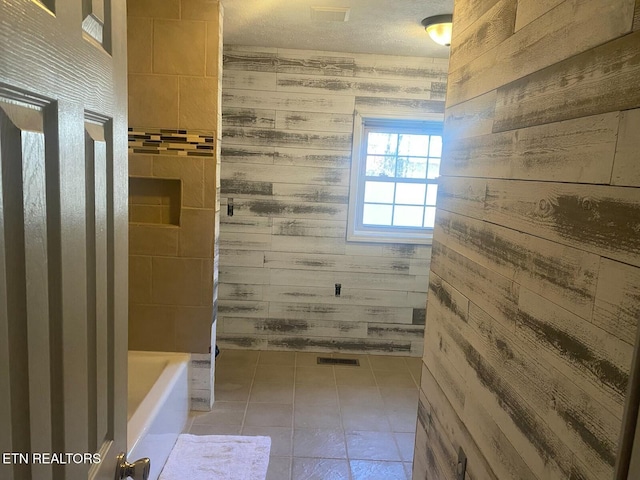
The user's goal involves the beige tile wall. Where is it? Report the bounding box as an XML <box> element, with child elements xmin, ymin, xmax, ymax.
<box><xmin>127</xmin><ymin>0</ymin><xmax>223</xmax><ymax>410</ymax></box>
<box><xmin>127</xmin><ymin>0</ymin><xmax>220</xmax><ymax>132</ymax></box>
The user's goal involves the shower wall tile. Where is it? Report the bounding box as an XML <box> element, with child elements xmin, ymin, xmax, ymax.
<box><xmin>151</xmin><ymin>257</ymin><xmax>206</xmax><ymax>306</ymax></box>
<box><xmin>129</xmin><ymin>256</ymin><xmax>152</xmax><ymax>304</ymax></box>
<box><xmin>179</xmin><ymin>77</ymin><xmax>218</xmax><ymax>130</ymax></box>
<box><xmin>181</xmin><ymin>0</ymin><xmax>220</xmax><ymax>21</ymax></box>
<box><xmin>127</xmin><ymin>17</ymin><xmax>153</xmax><ymax>74</ymax></box>
<box><xmin>128</xmin><ymin>74</ymin><xmax>180</xmax><ymax>128</ymax></box>
<box><xmin>179</xmin><ymin>208</ymin><xmax>217</xmax><ymax>257</ymax></box>
<box><xmin>127</xmin><ymin>0</ymin><xmax>180</xmax><ymax>19</ymax></box>
<box><xmin>153</xmin><ymin>20</ymin><xmax>206</xmax><ymax>76</ymax></box>
<box><xmin>129</xmin><ymin>224</ymin><xmax>179</xmax><ymax>256</ymax></box>
<box><xmin>128</xmin><ymin>0</ymin><xmax>223</xmax><ymax>411</ymax></box>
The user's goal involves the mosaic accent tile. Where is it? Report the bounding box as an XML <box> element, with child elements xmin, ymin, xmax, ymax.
<box><xmin>128</xmin><ymin>128</ymin><xmax>215</xmax><ymax>157</ymax></box>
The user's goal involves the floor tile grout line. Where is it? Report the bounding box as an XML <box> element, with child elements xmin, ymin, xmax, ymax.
<box><xmin>335</xmin><ymin>354</ymin><xmax>353</xmax><ymax>480</ymax></box>
<box><xmin>240</xmin><ymin>351</ymin><xmax>259</xmax><ymax>435</ymax></box>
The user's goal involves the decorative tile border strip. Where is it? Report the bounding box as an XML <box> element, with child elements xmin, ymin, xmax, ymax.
<box><xmin>128</xmin><ymin>128</ymin><xmax>215</xmax><ymax>157</ymax></box>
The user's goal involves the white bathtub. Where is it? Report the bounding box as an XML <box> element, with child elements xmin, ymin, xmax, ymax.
<box><xmin>127</xmin><ymin>351</ymin><xmax>190</xmax><ymax>480</ymax></box>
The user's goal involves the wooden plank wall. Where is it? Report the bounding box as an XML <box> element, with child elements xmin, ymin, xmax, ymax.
<box><xmin>217</xmin><ymin>46</ymin><xmax>448</xmax><ymax>355</ymax></box>
<box><xmin>415</xmin><ymin>0</ymin><xmax>640</xmax><ymax>479</ymax></box>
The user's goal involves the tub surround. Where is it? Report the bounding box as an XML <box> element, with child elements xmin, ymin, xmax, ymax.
<box><xmin>127</xmin><ymin>0</ymin><xmax>223</xmax><ymax>411</ymax></box>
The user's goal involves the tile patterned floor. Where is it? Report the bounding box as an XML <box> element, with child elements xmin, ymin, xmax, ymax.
<box><xmin>186</xmin><ymin>350</ymin><xmax>422</xmax><ymax>480</ymax></box>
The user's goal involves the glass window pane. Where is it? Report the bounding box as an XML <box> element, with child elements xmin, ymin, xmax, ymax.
<box><xmin>393</xmin><ymin>206</ymin><xmax>424</xmax><ymax>227</ymax></box>
<box><xmin>398</xmin><ymin>134</ymin><xmax>429</xmax><ymax>156</ymax></box>
<box><xmin>363</xmin><ymin>204</ymin><xmax>392</xmax><ymax>225</ymax></box>
<box><xmin>366</xmin><ymin>155</ymin><xmax>396</xmax><ymax>177</ymax></box>
<box><xmin>427</xmin><ymin>158</ymin><xmax>441</xmax><ymax>179</ymax></box>
<box><xmin>367</xmin><ymin>132</ymin><xmax>397</xmax><ymax>155</ymax></box>
<box><xmin>424</xmin><ymin>206</ymin><xmax>437</xmax><ymax>228</ymax></box>
<box><xmin>396</xmin><ymin>157</ymin><xmax>427</xmax><ymax>178</ymax></box>
<box><xmin>395</xmin><ymin>183</ymin><xmax>426</xmax><ymax>205</ymax></box>
<box><xmin>364</xmin><ymin>181</ymin><xmax>394</xmax><ymax>203</ymax></box>
<box><xmin>429</xmin><ymin>136</ymin><xmax>443</xmax><ymax>157</ymax></box>
<box><xmin>426</xmin><ymin>184</ymin><xmax>438</xmax><ymax>205</ymax></box>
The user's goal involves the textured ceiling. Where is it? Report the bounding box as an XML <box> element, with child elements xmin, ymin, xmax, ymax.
<box><xmin>221</xmin><ymin>0</ymin><xmax>454</xmax><ymax>58</ymax></box>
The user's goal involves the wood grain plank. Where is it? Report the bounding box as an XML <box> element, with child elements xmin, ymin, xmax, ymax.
<box><xmin>382</xmin><ymin>244</ymin><xmax>432</xmax><ymax>259</ymax></box>
<box><xmin>220</xmin><ymin>316</ymin><xmax>368</xmax><ymax>339</ymax></box>
<box><xmin>220</xmin><ymin>179</ymin><xmax>273</xmax><ymax>196</ymax></box>
<box><xmin>219</xmin><ymin>215</ymin><xmax>273</xmax><ymax>235</ymax></box>
<box><xmin>222</xmin><ymin>107</ymin><xmax>276</xmax><ymax>129</ymax></box>
<box><xmin>218</xmin><ymin>283</ymin><xmax>264</xmax><ymax>301</ymax></box>
<box><xmin>494</xmin><ymin>28</ymin><xmax>640</xmax><ymax>131</ymax></box>
<box><xmin>462</xmin><ymin>380</ymin><xmax>560</xmax><ymax>479</ymax></box>
<box><xmin>271</xmin><ymin>184</ymin><xmax>349</xmax><ymax>204</ymax></box>
<box><xmin>409</xmin><ymin>258</ymin><xmax>431</xmax><ymax>276</ymax></box>
<box><xmin>263</xmin><ymin>285</ymin><xmax>409</xmax><ymax>307</ymax></box>
<box><xmin>442</xmin><ymin>112</ymin><xmax>619</xmax><ymax>183</ymax></box>
<box><xmin>222</xmin><ymin>126</ymin><xmax>353</xmax><ymax>151</ymax></box>
<box><xmin>430</xmin><ymin>240</ymin><xmax>519</xmax><ymax>330</ymax></box>
<box><xmin>274</xmin><ymin>110</ymin><xmax>353</xmax><ymax>133</ymax></box>
<box><xmin>413</xmin><ymin>400</ymin><xmax>455</xmax><ymax>480</ymax></box>
<box><xmin>264</xmin><ymin>251</ymin><xmax>411</xmax><ymax>274</ymax></box>
<box><xmin>444</xmin><ymin>90</ymin><xmax>496</xmax><ymax>140</ymax></box>
<box><xmin>452</xmin><ymin>0</ymin><xmax>502</xmax><ymax>36</ymax></box>
<box><xmin>217</xmin><ymin>300</ymin><xmax>268</xmax><ymax>318</ymax></box>
<box><xmin>437</xmin><ymin>176</ymin><xmax>488</xmax><ymax>223</ymax></box>
<box><xmin>222</xmin><ymin>70</ymin><xmax>277</xmax><ymax>91</ymax></box>
<box><xmin>223</xmin><ymin>88</ymin><xmax>356</xmax><ymax>114</ymax></box>
<box><xmin>216</xmin><ymin>333</ymin><xmax>269</xmax><ymax>350</ymax></box>
<box><xmin>447</xmin><ymin>0</ymin><xmax>635</xmax><ymax>107</ymax></box>
<box><xmin>276</xmin><ymin>72</ymin><xmax>439</xmax><ymax>100</ymax></box>
<box><xmin>267</xmin><ymin>302</ymin><xmax>414</xmax><ymax>325</ymax></box>
<box><xmin>275</xmin><ymin>49</ymin><xmax>356</xmax><ymax>76</ymax></box>
<box><xmin>354</xmin><ymin>96</ymin><xmax>445</xmax><ymax>116</ymax></box>
<box><xmin>218</xmin><ymin>250</ymin><xmax>265</xmax><ymax>268</ymax></box>
<box><xmin>435</xmin><ymin>210</ymin><xmax>600</xmax><ymax>320</ymax></box>
<box><xmin>353</xmin><ymin>54</ymin><xmax>448</xmax><ymax>82</ymax></box>
<box><xmin>273</xmin><ymin>146</ymin><xmax>351</xmax><ymax>168</ymax></box>
<box><xmin>271</xmin><ymin>218</ymin><xmax>346</xmax><ymax>238</ymax></box>
<box><xmin>611</xmin><ymin>108</ymin><xmax>640</xmax><ymax>186</ymax></box>
<box><xmin>221</xmin><ymin>145</ymin><xmax>276</xmax><ymax>164</ymax></box>
<box><xmin>468</xmin><ymin>303</ymin><xmax>619</xmax><ymax>479</ymax></box>
<box><xmin>483</xmin><ymin>179</ymin><xmax>640</xmax><ymax>268</ymax></box>
<box><xmin>449</xmin><ymin>0</ymin><xmax>517</xmax><ymax>74</ymax></box>
<box><xmin>222</xmin><ymin>198</ymin><xmax>348</xmax><ymax>220</ymax></box>
<box><xmin>218</xmin><ymin>266</ymin><xmax>270</xmax><ymax>284</ymax></box>
<box><xmin>268</xmin><ymin>268</ymin><xmax>426</xmax><ymax>292</ymax></box>
<box><xmin>222</xmin><ymin>162</ymin><xmax>349</xmax><ymax>186</ymax></box>
<box><xmin>367</xmin><ymin>323</ymin><xmax>424</xmax><ymax>341</ymax></box>
<box><xmin>419</xmin><ymin>364</ymin><xmax>500</xmax><ymax>480</ymax></box>
<box><xmin>219</xmin><ymin>231</ymin><xmax>272</xmax><ymax>251</ymax></box>
<box><xmin>266</xmin><ymin>334</ymin><xmax>413</xmax><ymax>354</ymax></box>
<box><xmin>428</xmin><ymin>284</ymin><xmax>576</xmax><ymax>478</ymax></box>
<box><xmin>514</xmin><ymin>0</ymin><xmax>564</xmax><ymax>31</ymax></box>
<box><xmin>516</xmin><ymin>287</ymin><xmax>632</xmax><ymax>415</ymax></box>
<box><xmin>222</xmin><ymin>47</ymin><xmax>278</xmax><ymax>72</ymax></box>
<box><xmin>593</xmin><ymin>258</ymin><xmax>640</xmax><ymax>346</ymax></box>
<box><xmin>270</xmin><ymin>235</ymin><xmax>347</xmax><ymax>255</ymax></box>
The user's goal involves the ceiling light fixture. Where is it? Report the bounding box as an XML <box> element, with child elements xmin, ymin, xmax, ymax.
<box><xmin>421</xmin><ymin>14</ymin><xmax>453</xmax><ymax>47</ymax></box>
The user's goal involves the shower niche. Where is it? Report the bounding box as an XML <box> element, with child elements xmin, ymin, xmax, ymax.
<box><xmin>129</xmin><ymin>177</ymin><xmax>181</xmax><ymax>226</ymax></box>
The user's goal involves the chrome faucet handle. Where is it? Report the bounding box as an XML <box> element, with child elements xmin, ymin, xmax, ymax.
<box><xmin>115</xmin><ymin>453</ymin><xmax>151</xmax><ymax>480</ymax></box>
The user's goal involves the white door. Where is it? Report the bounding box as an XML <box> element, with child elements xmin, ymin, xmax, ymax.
<box><xmin>0</xmin><ymin>0</ymin><xmax>129</xmax><ymax>479</ymax></box>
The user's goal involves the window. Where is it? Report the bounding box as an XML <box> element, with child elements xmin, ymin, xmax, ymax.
<box><xmin>347</xmin><ymin>114</ymin><xmax>443</xmax><ymax>244</ymax></box>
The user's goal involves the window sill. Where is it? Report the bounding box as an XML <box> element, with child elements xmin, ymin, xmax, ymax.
<box><xmin>346</xmin><ymin>228</ymin><xmax>434</xmax><ymax>245</ymax></box>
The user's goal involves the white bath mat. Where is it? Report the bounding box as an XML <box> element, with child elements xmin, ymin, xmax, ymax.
<box><xmin>159</xmin><ymin>434</ymin><xmax>271</xmax><ymax>480</ymax></box>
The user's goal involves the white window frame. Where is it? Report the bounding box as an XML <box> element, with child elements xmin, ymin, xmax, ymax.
<box><xmin>347</xmin><ymin>111</ymin><xmax>444</xmax><ymax>245</ymax></box>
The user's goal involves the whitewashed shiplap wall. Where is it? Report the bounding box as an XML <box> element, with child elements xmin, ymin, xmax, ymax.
<box><xmin>414</xmin><ymin>0</ymin><xmax>640</xmax><ymax>479</ymax></box>
<box><xmin>217</xmin><ymin>46</ymin><xmax>448</xmax><ymax>355</ymax></box>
